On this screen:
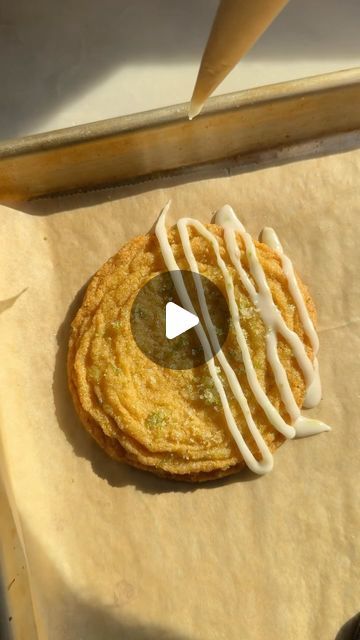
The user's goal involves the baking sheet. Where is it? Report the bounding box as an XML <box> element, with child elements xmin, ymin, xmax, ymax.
<box><xmin>0</xmin><ymin>148</ymin><xmax>359</xmax><ymax>639</ymax></box>
<box><xmin>1</xmin><ymin>68</ymin><xmax>360</xmax><ymax>201</ymax></box>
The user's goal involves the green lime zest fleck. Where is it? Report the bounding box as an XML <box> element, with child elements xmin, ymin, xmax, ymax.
<box><xmin>198</xmin><ymin>376</ymin><xmax>221</xmax><ymax>407</ymax></box>
<box><xmin>176</xmin><ymin>334</ymin><xmax>189</xmax><ymax>348</ymax></box>
<box><xmin>253</xmin><ymin>355</ymin><xmax>263</xmax><ymax>369</ymax></box>
<box><xmin>110</xmin><ymin>362</ymin><xmax>121</xmax><ymax>374</ymax></box>
<box><xmin>134</xmin><ymin>307</ymin><xmax>147</xmax><ymax>321</ymax></box>
<box><xmin>200</xmin><ymin>388</ymin><xmax>220</xmax><ymax>406</ymax></box>
<box><xmin>145</xmin><ymin>410</ymin><xmax>168</xmax><ymax>428</ymax></box>
<box><xmin>88</xmin><ymin>365</ymin><xmax>101</xmax><ymax>382</ymax></box>
<box><xmin>228</xmin><ymin>348</ymin><xmax>243</xmax><ymax>363</ymax></box>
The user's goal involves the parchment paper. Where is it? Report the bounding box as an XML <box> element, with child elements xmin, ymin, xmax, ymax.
<box><xmin>0</xmin><ymin>148</ymin><xmax>359</xmax><ymax>640</ymax></box>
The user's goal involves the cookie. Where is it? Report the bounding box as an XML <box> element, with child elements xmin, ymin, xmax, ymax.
<box><xmin>67</xmin><ymin>204</ymin><xmax>330</xmax><ymax>481</ymax></box>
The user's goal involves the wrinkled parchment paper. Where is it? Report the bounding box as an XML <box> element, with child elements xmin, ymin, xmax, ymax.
<box><xmin>1</xmin><ymin>147</ymin><xmax>360</xmax><ymax>640</ymax></box>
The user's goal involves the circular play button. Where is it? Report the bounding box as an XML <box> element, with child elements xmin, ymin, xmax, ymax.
<box><xmin>130</xmin><ymin>270</ymin><xmax>230</xmax><ymax>370</ymax></box>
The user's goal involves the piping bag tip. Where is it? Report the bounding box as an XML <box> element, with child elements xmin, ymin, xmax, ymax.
<box><xmin>188</xmin><ymin>101</ymin><xmax>203</xmax><ymax>121</ymax></box>
<box><xmin>188</xmin><ymin>0</ymin><xmax>290</xmax><ymax>120</ymax></box>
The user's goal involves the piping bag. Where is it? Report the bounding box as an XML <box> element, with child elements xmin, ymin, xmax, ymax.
<box><xmin>189</xmin><ymin>0</ymin><xmax>289</xmax><ymax>119</ymax></box>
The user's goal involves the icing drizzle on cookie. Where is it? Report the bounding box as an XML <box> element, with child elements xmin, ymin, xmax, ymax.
<box><xmin>155</xmin><ymin>203</ymin><xmax>330</xmax><ymax>474</ymax></box>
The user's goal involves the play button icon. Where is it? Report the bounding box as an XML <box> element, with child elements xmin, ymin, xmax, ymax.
<box><xmin>130</xmin><ymin>270</ymin><xmax>230</xmax><ymax>370</ymax></box>
<box><xmin>165</xmin><ymin>302</ymin><xmax>199</xmax><ymax>340</ymax></box>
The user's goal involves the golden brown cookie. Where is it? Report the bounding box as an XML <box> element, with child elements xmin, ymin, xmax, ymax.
<box><xmin>68</xmin><ymin>223</ymin><xmax>316</xmax><ymax>482</ymax></box>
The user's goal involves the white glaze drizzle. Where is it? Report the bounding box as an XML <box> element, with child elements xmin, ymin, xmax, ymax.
<box><xmin>156</xmin><ymin>204</ymin><xmax>274</xmax><ymax>473</ymax></box>
<box><xmin>155</xmin><ymin>203</ymin><xmax>331</xmax><ymax>474</ymax></box>
<box><xmin>260</xmin><ymin>226</ymin><xmax>321</xmax><ymax>409</ymax></box>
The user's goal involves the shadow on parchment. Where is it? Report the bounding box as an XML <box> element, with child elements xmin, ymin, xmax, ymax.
<box><xmin>335</xmin><ymin>612</ymin><xmax>360</xmax><ymax>640</ymax></box>
<box><xmin>0</xmin><ymin>0</ymin><xmax>218</xmax><ymax>141</ymax></box>
<box><xmin>0</xmin><ymin>289</ymin><xmax>27</xmax><ymax>315</ymax></box>
<box><xmin>6</xmin><ymin>516</ymin><xmax>360</xmax><ymax>640</ymax></box>
<box><xmin>16</xmin><ymin>521</ymin><xmax>197</xmax><ymax>640</ymax></box>
<box><xmin>52</xmin><ymin>284</ymin><xmax>261</xmax><ymax>494</ymax></box>
<box><xmin>1</xmin><ymin>0</ymin><xmax>359</xmax><ymax>141</ymax></box>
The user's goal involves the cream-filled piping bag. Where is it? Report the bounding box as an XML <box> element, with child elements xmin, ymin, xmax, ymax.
<box><xmin>189</xmin><ymin>0</ymin><xmax>289</xmax><ymax>119</ymax></box>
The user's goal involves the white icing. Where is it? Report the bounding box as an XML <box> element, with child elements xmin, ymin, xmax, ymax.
<box><xmin>293</xmin><ymin>415</ymin><xmax>330</xmax><ymax>438</ymax></box>
<box><xmin>154</xmin><ymin>202</ymin><xmax>331</xmax><ymax>475</ymax></box>
<box><xmin>302</xmin><ymin>358</ymin><xmax>321</xmax><ymax>409</ymax></box>
<box><xmin>155</xmin><ymin>204</ymin><xmax>273</xmax><ymax>474</ymax></box>
<box><xmin>259</xmin><ymin>225</ymin><xmax>322</xmax><ymax>410</ymax></box>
